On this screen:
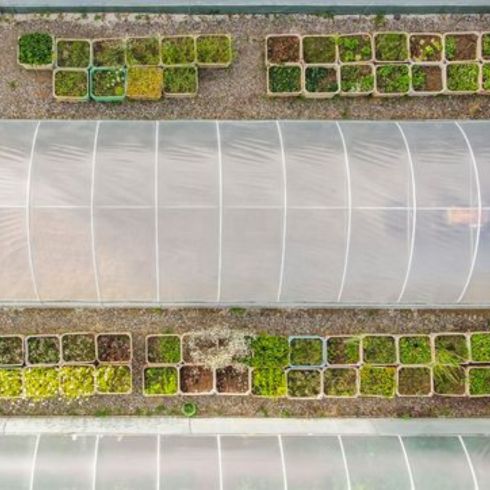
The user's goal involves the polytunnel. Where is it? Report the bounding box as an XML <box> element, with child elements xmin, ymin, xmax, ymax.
<box><xmin>0</xmin><ymin>119</ymin><xmax>489</xmax><ymax>307</ymax></box>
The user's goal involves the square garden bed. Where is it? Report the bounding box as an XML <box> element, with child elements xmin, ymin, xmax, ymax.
<box><xmin>266</xmin><ymin>34</ymin><xmax>301</xmax><ymax>64</ymax></box>
<box><xmin>267</xmin><ymin>65</ymin><xmax>302</xmax><ymax>96</ymax></box>
<box><xmin>164</xmin><ymin>66</ymin><xmax>199</xmax><ymax>97</ymax></box>
<box><xmin>252</xmin><ymin>367</ymin><xmax>287</xmax><ymax>397</ymax></box>
<box><xmin>53</xmin><ymin>69</ymin><xmax>89</xmax><ymax>102</ymax></box>
<box><xmin>302</xmin><ymin>35</ymin><xmax>337</xmax><ymax>64</ymax></box>
<box><xmin>411</xmin><ymin>65</ymin><xmax>443</xmax><ymax>94</ymax></box>
<box><xmin>409</xmin><ymin>34</ymin><xmax>443</xmax><ymax>62</ymax></box>
<box><xmin>375</xmin><ymin>65</ymin><xmax>410</xmax><ymax>96</ymax></box>
<box><xmin>482</xmin><ymin>64</ymin><xmax>490</xmax><ymax>92</ymax></box>
<box><xmin>445</xmin><ymin>63</ymin><xmax>480</xmax><ymax>93</ymax></box>
<box><xmin>96</xmin><ymin>365</ymin><xmax>132</xmax><ymax>394</ymax></box>
<box><xmin>56</xmin><ymin>39</ymin><xmax>91</xmax><ymax>68</ymax></box>
<box><xmin>433</xmin><ymin>365</ymin><xmax>466</xmax><ymax>396</ymax></box>
<box><xmin>196</xmin><ymin>35</ymin><xmax>232</xmax><ymax>67</ymax></box>
<box><xmin>146</xmin><ymin>334</ymin><xmax>181</xmax><ymax>364</ymax></box>
<box><xmin>326</xmin><ymin>336</ymin><xmax>360</xmax><ymax>365</ymax></box>
<box><xmin>289</xmin><ymin>336</ymin><xmax>324</xmax><ymax>367</ymax></box>
<box><xmin>25</xmin><ymin>367</ymin><xmax>59</xmax><ymax>399</ymax></box>
<box><xmin>61</xmin><ymin>333</ymin><xmax>96</xmax><ymax>364</ymax></box>
<box><xmin>481</xmin><ymin>33</ymin><xmax>490</xmax><ymax>60</ymax></box>
<box><xmin>398</xmin><ymin>335</ymin><xmax>432</xmax><ymax>365</ymax></box>
<box><xmin>60</xmin><ymin>366</ymin><xmax>95</xmax><ymax>398</ymax></box>
<box><xmin>286</xmin><ymin>369</ymin><xmax>322</xmax><ymax>398</ymax></box>
<box><xmin>96</xmin><ymin>333</ymin><xmax>132</xmax><ymax>363</ymax></box>
<box><xmin>0</xmin><ymin>368</ymin><xmax>23</xmax><ymax>398</ymax></box>
<box><xmin>126</xmin><ymin>36</ymin><xmax>160</xmax><ymax>66</ymax></box>
<box><xmin>161</xmin><ymin>36</ymin><xmax>196</xmax><ymax>65</ymax></box>
<box><xmin>340</xmin><ymin>64</ymin><xmax>374</xmax><ymax>95</ymax></box>
<box><xmin>434</xmin><ymin>334</ymin><xmax>469</xmax><ymax>365</ymax></box>
<box><xmin>338</xmin><ymin>33</ymin><xmax>373</xmax><ymax>63</ymax></box>
<box><xmin>90</xmin><ymin>68</ymin><xmax>127</xmax><ymax>102</ymax></box>
<box><xmin>180</xmin><ymin>365</ymin><xmax>214</xmax><ymax>394</ymax></box>
<box><xmin>324</xmin><ymin>367</ymin><xmax>358</xmax><ymax>397</ymax></box>
<box><xmin>26</xmin><ymin>335</ymin><xmax>60</xmax><ymax>365</ymax></box>
<box><xmin>18</xmin><ymin>32</ymin><xmax>54</xmax><ymax>69</ymax></box>
<box><xmin>362</xmin><ymin>335</ymin><xmax>397</xmax><ymax>364</ymax></box>
<box><xmin>126</xmin><ymin>66</ymin><xmax>163</xmax><ymax>100</ymax></box>
<box><xmin>360</xmin><ymin>366</ymin><xmax>396</xmax><ymax>398</ymax></box>
<box><xmin>304</xmin><ymin>66</ymin><xmax>339</xmax><ymax>97</ymax></box>
<box><xmin>92</xmin><ymin>38</ymin><xmax>126</xmax><ymax>67</ymax></box>
<box><xmin>468</xmin><ymin>367</ymin><xmax>490</xmax><ymax>396</ymax></box>
<box><xmin>397</xmin><ymin>367</ymin><xmax>432</xmax><ymax>396</ymax></box>
<box><xmin>216</xmin><ymin>366</ymin><xmax>250</xmax><ymax>394</ymax></box>
<box><xmin>182</xmin><ymin>333</ymin><xmax>218</xmax><ymax>364</ymax></box>
<box><xmin>470</xmin><ymin>332</ymin><xmax>490</xmax><ymax>363</ymax></box>
<box><xmin>444</xmin><ymin>32</ymin><xmax>479</xmax><ymax>61</ymax></box>
<box><xmin>249</xmin><ymin>334</ymin><xmax>289</xmax><ymax>368</ymax></box>
<box><xmin>374</xmin><ymin>32</ymin><xmax>409</xmax><ymax>62</ymax></box>
<box><xmin>143</xmin><ymin>366</ymin><xmax>179</xmax><ymax>396</ymax></box>
<box><xmin>0</xmin><ymin>335</ymin><xmax>24</xmax><ymax>366</ymax></box>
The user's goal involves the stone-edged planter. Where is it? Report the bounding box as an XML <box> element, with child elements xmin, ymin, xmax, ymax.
<box><xmin>374</xmin><ymin>32</ymin><xmax>409</xmax><ymax>63</ymax></box>
<box><xmin>145</xmin><ymin>334</ymin><xmax>182</xmax><ymax>365</ymax></box>
<box><xmin>215</xmin><ymin>366</ymin><xmax>251</xmax><ymax>395</ymax></box>
<box><xmin>161</xmin><ymin>35</ymin><xmax>197</xmax><ymax>66</ymax></box>
<box><xmin>443</xmin><ymin>32</ymin><xmax>480</xmax><ymax>62</ymax></box>
<box><xmin>433</xmin><ymin>364</ymin><xmax>467</xmax><ymax>397</ymax></box>
<box><xmin>125</xmin><ymin>36</ymin><xmax>161</xmax><ymax>66</ymax></box>
<box><xmin>179</xmin><ymin>365</ymin><xmax>215</xmax><ymax>395</ymax></box>
<box><xmin>397</xmin><ymin>366</ymin><xmax>433</xmax><ymax>397</ymax></box>
<box><xmin>196</xmin><ymin>34</ymin><xmax>233</xmax><ymax>68</ymax></box>
<box><xmin>410</xmin><ymin>64</ymin><xmax>444</xmax><ymax>96</ymax></box>
<box><xmin>288</xmin><ymin>335</ymin><xmax>325</xmax><ymax>368</ymax></box>
<box><xmin>0</xmin><ymin>335</ymin><xmax>24</xmax><ymax>367</ymax></box>
<box><xmin>265</xmin><ymin>33</ymin><xmax>302</xmax><ymax>65</ymax></box>
<box><xmin>323</xmin><ymin>367</ymin><xmax>359</xmax><ymax>398</ymax></box>
<box><xmin>17</xmin><ymin>32</ymin><xmax>54</xmax><ymax>70</ymax></box>
<box><xmin>0</xmin><ymin>368</ymin><xmax>24</xmax><ymax>399</ymax></box>
<box><xmin>409</xmin><ymin>33</ymin><xmax>443</xmax><ymax>63</ymax></box>
<box><xmin>61</xmin><ymin>332</ymin><xmax>96</xmax><ymax>365</ymax></box>
<box><xmin>480</xmin><ymin>32</ymin><xmax>490</xmax><ymax>61</ymax></box>
<box><xmin>433</xmin><ymin>333</ymin><xmax>470</xmax><ymax>365</ymax></box>
<box><xmin>480</xmin><ymin>63</ymin><xmax>490</xmax><ymax>94</ymax></box>
<box><xmin>397</xmin><ymin>334</ymin><xmax>433</xmax><ymax>365</ymax></box>
<box><xmin>469</xmin><ymin>332</ymin><xmax>490</xmax><ymax>363</ymax></box>
<box><xmin>361</xmin><ymin>334</ymin><xmax>398</xmax><ymax>365</ymax></box>
<box><xmin>468</xmin><ymin>366</ymin><xmax>490</xmax><ymax>397</ymax></box>
<box><xmin>56</xmin><ymin>38</ymin><xmax>92</xmax><ymax>69</ymax></box>
<box><xmin>340</xmin><ymin>63</ymin><xmax>375</xmax><ymax>96</ymax></box>
<box><xmin>326</xmin><ymin>335</ymin><xmax>361</xmax><ymax>366</ymax></box>
<box><xmin>302</xmin><ymin>35</ymin><xmax>337</xmax><ymax>64</ymax></box>
<box><xmin>92</xmin><ymin>37</ymin><xmax>126</xmax><ymax>67</ymax></box>
<box><xmin>445</xmin><ymin>62</ymin><xmax>481</xmax><ymax>95</ymax></box>
<box><xmin>374</xmin><ymin>64</ymin><xmax>411</xmax><ymax>97</ymax></box>
<box><xmin>53</xmin><ymin>68</ymin><xmax>89</xmax><ymax>102</ymax></box>
<box><xmin>163</xmin><ymin>66</ymin><xmax>199</xmax><ymax>98</ymax></box>
<box><xmin>251</xmin><ymin>367</ymin><xmax>287</xmax><ymax>397</ymax></box>
<box><xmin>267</xmin><ymin>64</ymin><xmax>302</xmax><ymax>97</ymax></box>
<box><xmin>96</xmin><ymin>333</ymin><xmax>132</xmax><ymax>364</ymax></box>
<box><xmin>143</xmin><ymin>365</ymin><xmax>179</xmax><ymax>396</ymax></box>
<box><xmin>60</xmin><ymin>365</ymin><xmax>96</xmax><ymax>398</ymax></box>
<box><xmin>359</xmin><ymin>366</ymin><xmax>396</xmax><ymax>398</ymax></box>
<box><xmin>90</xmin><ymin>67</ymin><xmax>127</xmax><ymax>103</ymax></box>
<box><xmin>25</xmin><ymin>334</ymin><xmax>60</xmax><ymax>367</ymax></box>
<box><xmin>303</xmin><ymin>65</ymin><xmax>340</xmax><ymax>99</ymax></box>
<box><xmin>95</xmin><ymin>365</ymin><xmax>132</xmax><ymax>395</ymax></box>
<box><xmin>126</xmin><ymin>66</ymin><xmax>163</xmax><ymax>101</ymax></box>
<box><xmin>338</xmin><ymin>33</ymin><xmax>373</xmax><ymax>64</ymax></box>
<box><xmin>24</xmin><ymin>367</ymin><xmax>60</xmax><ymax>399</ymax></box>
<box><xmin>286</xmin><ymin>368</ymin><xmax>322</xmax><ymax>399</ymax></box>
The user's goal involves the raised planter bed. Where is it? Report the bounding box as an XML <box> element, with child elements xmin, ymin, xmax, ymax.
<box><xmin>340</xmin><ymin>64</ymin><xmax>374</xmax><ymax>96</ymax></box>
<box><xmin>92</xmin><ymin>38</ymin><xmax>126</xmax><ymax>67</ymax></box>
<box><xmin>338</xmin><ymin>33</ymin><xmax>373</xmax><ymax>63</ymax></box>
<box><xmin>362</xmin><ymin>335</ymin><xmax>397</xmax><ymax>365</ymax></box>
<box><xmin>53</xmin><ymin>69</ymin><xmax>89</xmax><ymax>102</ymax></box>
<box><xmin>398</xmin><ymin>335</ymin><xmax>432</xmax><ymax>365</ymax></box>
<box><xmin>323</xmin><ymin>367</ymin><xmax>358</xmax><ymax>397</ymax></box>
<box><xmin>24</xmin><ymin>367</ymin><xmax>59</xmax><ymax>399</ymax></box>
<box><xmin>304</xmin><ymin>65</ymin><xmax>339</xmax><ymax>98</ymax></box>
<box><xmin>445</xmin><ymin>63</ymin><xmax>480</xmax><ymax>94</ymax></box>
<box><xmin>161</xmin><ymin>35</ymin><xmax>196</xmax><ymax>65</ymax></box>
<box><xmin>409</xmin><ymin>33</ymin><xmax>443</xmax><ymax>62</ymax></box>
<box><xmin>163</xmin><ymin>66</ymin><xmax>198</xmax><ymax>97</ymax></box>
<box><xmin>434</xmin><ymin>333</ymin><xmax>469</xmax><ymax>364</ymax></box>
<box><xmin>96</xmin><ymin>333</ymin><xmax>132</xmax><ymax>363</ymax></box>
<box><xmin>397</xmin><ymin>367</ymin><xmax>432</xmax><ymax>397</ymax></box>
<box><xmin>374</xmin><ymin>32</ymin><xmax>409</xmax><ymax>62</ymax></box>
<box><xmin>251</xmin><ymin>367</ymin><xmax>287</xmax><ymax>397</ymax></box>
<box><xmin>249</xmin><ymin>334</ymin><xmax>289</xmax><ymax>368</ymax></box>
<box><xmin>326</xmin><ymin>335</ymin><xmax>361</xmax><ymax>365</ymax></box>
<box><xmin>146</xmin><ymin>334</ymin><xmax>181</xmax><ymax>364</ymax></box>
<box><xmin>126</xmin><ymin>66</ymin><xmax>163</xmax><ymax>100</ymax></box>
<box><xmin>481</xmin><ymin>33</ymin><xmax>490</xmax><ymax>61</ymax></box>
<box><xmin>196</xmin><ymin>34</ymin><xmax>232</xmax><ymax>68</ymax></box>
<box><xmin>0</xmin><ymin>335</ymin><xmax>24</xmax><ymax>367</ymax></box>
<box><xmin>360</xmin><ymin>366</ymin><xmax>396</xmax><ymax>398</ymax></box>
<box><xmin>143</xmin><ymin>366</ymin><xmax>179</xmax><ymax>396</ymax></box>
<box><xmin>444</xmin><ymin>32</ymin><xmax>479</xmax><ymax>62</ymax></box>
<box><xmin>56</xmin><ymin>39</ymin><xmax>91</xmax><ymax>68</ymax></box>
<box><xmin>433</xmin><ymin>365</ymin><xmax>466</xmax><ymax>396</ymax></box>
<box><xmin>302</xmin><ymin>35</ymin><xmax>336</xmax><ymax>64</ymax></box>
<box><xmin>0</xmin><ymin>369</ymin><xmax>23</xmax><ymax>398</ymax></box>
<box><xmin>90</xmin><ymin>67</ymin><xmax>127</xmax><ymax>102</ymax></box>
<box><xmin>96</xmin><ymin>365</ymin><xmax>132</xmax><ymax>394</ymax></box>
<box><xmin>60</xmin><ymin>366</ymin><xmax>95</xmax><ymax>398</ymax></box>
<box><xmin>267</xmin><ymin>65</ymin><xmax>302</xmax><ymax>96</ymax></box>
<box><xmin>470</xmin><ymin>332</ymin><xmax>490</xmax><ymax>363</ymax></box>
<box><xmin>61</xmin><ymin>333</ymin><xmax>96</xmax><ymax>364</ymax></box>
<box><xmin>411</xmin><ymin>64</ymin><xmax>444</xmax><ymax>95</ymax></box>
<box><xmin>287</xmin><ymin>369</ymin><xmax>322</xmax><ymax>398</ymax></box>
<box><xmin>266</xmin><ymin>34</ymin><xmax>301</xmax><ymax>64</ymax></box>
<box><xmin>26</xmin><ymin>335</ymin><xmax>60</xmax><ymax>366</ymax></box>
<box><xmin>216</xmin><ymin>366</ymin><xmax>250</xmax><ymax>395</ymax></box>
<box><xmin>126</xmin><ymin>36</ymin><xmax>160</xmax><ymax>66</ymax></box>
<box><xmin>468</xmin><ymin>367</ymin><xmax>490</xmax><ymax>397</ymax></box>
<box><xmin>289</xmin><ymin>336</ymin><xmax>324</xmax><ymax>367</ymax></box>
<box><xmin>180</xmin><ymin>365</ymin><xmax>214</xmax><ymax>394</ymax></box>
<box><xmin>375</xmin><ymin>64</ymin><xmax>410</xmax><ymax>96</ymax></box>
<box><xmin>17</xmin><ymin>32</ymin><xmax>54</xmax><ymax>70</ymax></box>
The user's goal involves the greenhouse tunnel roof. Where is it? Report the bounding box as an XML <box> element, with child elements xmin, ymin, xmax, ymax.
<box><xmin>0</xmin><ymin>119</ymin><xmax>489</xmax><ymax>307</ymax></box>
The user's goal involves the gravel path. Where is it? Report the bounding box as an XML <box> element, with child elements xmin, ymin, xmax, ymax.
<box><xmin>2</xmin><ymin>12</ymin><xmax>490</xmax><ymax>120</ymax></box>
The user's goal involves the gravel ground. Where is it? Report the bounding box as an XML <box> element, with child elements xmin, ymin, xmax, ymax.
<box><xmin>0</xmin><ymin>307</ymin><xmax>489</xmax><ymax>418</ymax></box>
<box><xmin>1</xmin><ymin>12</ymin><xmax>490</xmax><ymax>120</ymax></box>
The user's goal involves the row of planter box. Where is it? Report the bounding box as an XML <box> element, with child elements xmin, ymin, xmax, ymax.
<box><xmin>18</xmin><ymin>33</ymin><xmax>233</xmax><ymax>70</ymax></box>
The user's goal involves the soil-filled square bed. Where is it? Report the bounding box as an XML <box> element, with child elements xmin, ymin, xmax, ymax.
<box><xmin>0</xmin><ymin>369</ymin><xmax>23</xmax><ymax>398</ymax></box>
<box><xmin>398</xmin><ymin>367</ymin><xmax>432</xmax><ymax>396</ymax></box>
<box><xmin>53</xmin><ymin>69</ymin><xmax>89</xmax><ymax>101</ymax></box>
<box><xmin>126</xmin><ymin>66</ymin><xmax>163</xmax><ymax>100</ymax></box>
<box><xmin>24</xmin><ymin>367</ymin><xmax>59</xmax><ymax>399</ymax></box>
<box><xmin>161</xmin><ymin>36</ymin><xmax>196</xmax><ymax>65</ymax></box>
<box><xmin>252</xmin><ymin>367</ymin><xmax>287</xmax><ymax>397</ymax></box>
<box><xmin>61</xmin><ymin>333</ymin><xmax>96</xmax><ymax>363</ymax></box>
<box><xmin>411</xmin><ymin>65</ymin><xmax>443</xmax><ymax>94</ymax></box>
<box><xmin>56</xmin><ymin>39</ymin><xmax>91</xmax><ymax>68</ymax></box>
<box><xmin>326</xmin><ymin>336</ymin><xmax>360</xmax><ymax>365</ymax></box>
<box><xmin>470</xmin><ymin>333</ymin><xmax>490</xmax><ymax>362</ymax></box>
<box><xmin>126</xmin><ymin>36</ymin><xmax>160</xmax><ymax>66</ymax></box>
<box><xmin>196</xmin><ymin>35</ymin><xmax>232</xmax><ymax>66</ymax></box>
<box><xmin>18</xmin><ymin>32</ymin><xmax>53</xmax><ymax>69</ymax></box>
<box><xmin>409</xmin><ymin>34</ymin><xmax>443</xmax><ymax>62</ymax></box>
<box><xmin>375</xmin><ymin>64</ymin><xmax>410</xmax><ymax>95</ymax></box>
<box><xmin>362</xmin><ymin>335</ymin><xmax>396</xmax><ymax>364</ymax></box>
<box><xmin>267</xmin><ymin>65</ymin><xmax>301</xmax><ymax>95</ymax></box>
<box><xmin>92</xmin><ymin>38</ymin><xmax>125</xmax><ymax>67</ymax></box>
<box><xmin>27</xmin><ymin>335</ymin><xmax>60</xmax><ymax>365</ymax></box>
<box><xmin>216</xmin><ymin>366</ymin><xmax>250</xmax><ymax>394</ymax></box>
<box><xmin>338</xmin><ymin>34</ymin><xmax>372</xmax><ymax>63</ymax></box>
<box><xmin>249</xmin><ymin>334</ymin><xmax>289</xmax><ymax>368</ymax></box>
<box><xmin>360</xmin><ymin>366</ymin><xmax>396</xmax><ymax>397</ymax></box>
<box><xmin>266</xmin><ymin>35</ymin><xmax>300</xmax><ymax>64</ymax></box>
<box><xmin>289</xmin><ymin>337</ymin><xmax>324</xmax><ymax>367</ymax></box>
<box><xmin>304</xmin><ymin>66</ymin><xmax>339</xmax><ymax>96</ymax></box>
<box><xmin>302</xmin><ymin>35</ymin><xmax>336</xmax><ymax>64</ymax></box>
<box><xmin>60</xmin><ymin>366</ymin><xmax>95</xmax><ymax>398</ymax></box>
<box><xmin>433</xmin><ymin>365</ymin><xmax>466</xmax><ymax>396</ymax></box>
<box><xmin>144</xmin><ymin>366</ymin><xmax>178</xmax><ymax>395</ymax></box>
<box><xmin>324</xmin><ymin>367</ymin><xmax>358</xmax><ymax>397</ymax></box>
<box><xmin>398</xmin><ymin>335</ymin><xmax>432</xmax><ymax>365</ymax></box>
<box><xmin>340</xmin><ymin>64</ymin><xmax>374</xmax><ymax>94</ymax></box>
<box><xmin>90</xmin><ymin>68</ymin><xmax>126</xmax><ymax>102</ymax></box>
<box><xmin>146</xmin><ymin>335</ymin><xmax>181</xmax><ymax>364</ymax></box>
<box><xmin>434</xmin><ymin>334</ymin><xmax>469</xmax><ymax>364</ymax></box>
<box><xmin>96</xmin><ymin>333</ymin><xmax>131</xmax><ymax>363</ymax></box>
<box><xmin>0</xmin><ymin>336</ymin><xmax>24</xmax><ymax>366</ymax></box>
<box><xmin>469</xmin><ymin>368</ymin><xmax>490</xmax><ymax>396</ymax></box>
<box><xmin>180</xmin><ymin>365</ymin><xmax>214</xmax><ymax>394</ymax></box>
<box><xmin>287</xmin><ymin>369</ymin><xmax>321</xmax><ymax>398</ymax></box>
<box><xmin>446</xmin><ymin>63</ymin><xmax>480</xmax><ymax>93</ymax></box>
<box><xmin>444</xmin><ymin>33</ymin><xmax>478</xmax><ymax>61</ymax></box>
<box><xmin>375</xmin><ymin>33</ymin><xmax>408</xmax><ymax>62</ymax></box>
<box><xmin>482</xmin><ymin>33</ymin><xmax>490</xmax><ymax>60</ymax></box>
<box><xmin>164</xmin><ymin>66</ymin><xmax>198</xmax><ymax>96</ymax></box>
<box><xmin>96</xmin><ymin>365</ymin><xmax>132</xmax><ymax>394</ymax></box>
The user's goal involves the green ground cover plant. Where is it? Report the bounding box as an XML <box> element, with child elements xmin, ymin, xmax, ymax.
<box><xmin>182</xmin><ymin>402</ymin><xmax>197</xmax><ymax>417</ymax></box>
<box><xmin>470</xmin><ymin>333</ymin><xmax>490</xmax><ymax>362</ymax></box>
<box><xmin>25</xmin><ymin>367</ymin><xmax>59</xmax><ymax>399</ymax></box>
<box><xmin>326</xmin><ymin>336</ymin><xmax>360</xmax><ymax>365</ymax></box>
<box><xmin>482</xmin><ymin>34</ymin><xmax>490</xmax><ymax>60</ymax></box>
<box><xmin>338</xmin><ymin>34</ymin><xmax>372</xmax><ymax>62</ymax></box>
<box><xmin>411</xmin><ymin>65</ymin><xmax>443</xmax><ymax>93</ymax></box>
<box><xmin>398</xmin><ymin>335</ymin><xmax>432</xmax><ymax>364</ymax></box>
<box><xmin>252</xmin><ymin>368</ymin><xmax>287</xmax><ymax>397</ymax></box>
<box><xmin>126</xmin><ymin>66</ymin><xmax>163</xmax><ymax>100</ymax></box>
<box><xmin>435</xmin><ymin>334</ymin><xmax>469</xmax><ymax>364</ymax></box>
<box><xmin>268</xmin><ymin>66</ymin><xmax>301</xmax><ymax>93</ymax></box>
<box><xmin>302</xmin><ymin>35</ymin><xmax>336</xmax><ymax>63</ymax></box>
<box><xmin>93</xmin><ymin>38</ymin><xmax>125</xmax><ymax>67</ymax></box>
<box><xmin>249</xmin><ymin>335</ymin><xmax>289</xmax><ymax>368</ymax></box>
<box><xmin>0</xmin><ymin>369</ymin><xmax>23</xmax><ymax>398</ymax></box>
<box><xmin>469</xmin><ymin>368</ymin><xmax>490</xmax><ymax>396</ymax></box>
<box><xmin>360</xmin><ymin>366</ymin><xmax>396</xmax><ymax>397</ymax></box>
<box><xmin>161</xmin><ymin>36</ymin><xmax>196</xmax><ymax>65</ymax></box>
<box><xmin>398</xmin><ymin>367</ymin><xmax>432</xmax><ymax>396</ymax></box>
<box><xmin>375</xmin><ymin>33</ymin><xmax>408</xmax><ymax>61</ymax></box>
<box><xmin>27</xmin><ymin>336</ymin><xmax>60</xmax><ymax>365</ymax></box>
<box><xmin>60</xmin><ymin>366</ymin><xmax>95</xmax><ymax>398</ymax></box>
<box><xmin>96</xmin><ymin>365</ymin><xmax>132</xmax><ymax>394</ymax></box>
<box><xmin>91</xmin><ymin>68</ymin><xmax>126</xmax><ymax>99</ymax></box>
<box><xmin>324</xmin><ymin>368</ymin><xmax>358</xmax><ymax>397</ymax></box>
<box><xmin>287</xmin><ymin>369</ymin><xmax>321</xmax><ymax>397</ymax></box>
<box><xmin>144</xmin><ymin>367</ymin><xmax>178</xmax><ymax>395</ymax></box>
<box><xmin>196</xmin><ymin>35</ymin><xmax>232</xmax><ymax>65</ymax></box>
<box><xmin>410</xmin><ymin>34</ymin><xmax>442</xmax><ymax>62</ymax></box>
<box><xmin>446</xmin><ymin>63</ymin><xmax>479</xmax><ymax>92</ymax></box>
<box><xmin>56</xmin><ymin>40</ymin><xmax>91</xmax><ymax>68</ymax></box>
<box><xmin>164</xmin><ymin>66</ymin><xmax>198</xmax><ymax>95</ymax></box>
<box><xmin>305</xmin><ymin>66</ymin><xmax>338</xmax><ymax>94</ymax></box>
<box><xmin>267</xmin><ymin>35</ymin><xmax>300</xmax><ymax>63</ymax></box>
<box><xmin>340</xmin><ymin>65</ymin><xmax>374</xmax><ymax>93</ymax></box>
<box><xmin>444</xmin><ymin>33</ymin><xmax>478</xmax><ymax>61</ymax></box>
<box><xmin>147</xmin><ymin>335</ymin><xmax>181</xmax><ymax>364</ymax></box>
<box><xmin>362</xmin><ymin>335</ymin><xmax>396</xmax><ymax>364</ymax></box>
<box><xmin>0</xmin><ymin>336</ymin><xmax>23</xmax><ymax>365</ymax></box>
<box><xmin>54</xmin><ymin>70</ymin><xmax>88</xmax><ymax>99</ymax></box>
<box><xmin>433</xmin><ymin>365</ymin><xmax>466</xmax><ymax>395</ymax></box>
<box><xmin>482</xmin><ymin>64</ymin><xmax>490</xmax><ymax>91</ymax></box>
<box><xmin>376</xmin><ymin>65</ymin><xmax>410</xmax><ymax>94</ymax></box>
<box><xmin>126</xmin><ymin>36</ymin><xmax>160</xmax><ymax>65</ymax></box>
<box><xmin>18</xmin><ymin>32</ymin><xmax>53</xmax><ymax>66</ymax></box>
<box><xmin>289</xmin><ymin>337</ymin><xmax>324</xmax><ymax>366</ymax></box>
<box><xmin>62</xmin><ymin>333</ymin><xmax>95</xmax><ymax>363</ymax></box>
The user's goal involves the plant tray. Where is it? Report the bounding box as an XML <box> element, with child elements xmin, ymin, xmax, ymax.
<box><xmin>53</xmin><ymin>68</ymin><xmax>89</xmax><ymax>102</ymax></box>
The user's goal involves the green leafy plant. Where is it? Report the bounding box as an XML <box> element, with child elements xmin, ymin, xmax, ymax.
<box><xmin>362</xmin><ymin>335</ymin><xmax>396</xmax><ymax>364</ymax></box>
<box><xmin>196</xmin><ymin>35</ymin><xmax>232</xmax><ymax>65</ymax></box>
<box><xmin>375</xmin><ymin>33</ymin><xmax>408</xmax><ymax>61</ymax></box>
<box><xmin>164</xmin><ymin>66</ymin><xmax>198</xmax><ymax>95</ymax></box>
<box><xmin>287</xmin><ymin>369</ymin><xmax>321</xmax><ymax>398</ymax></box>
<box><xmin>446</xmin><ymin>63</ymin><xmax>479</xmax><ymax>92</ymax></box>
<box><xmin>410</xmin><ymin>34</ymin><xmax>442</xmax><ymax>62</ymax></box>
<box><xmin>469</xmin><ymin>368</ymin><xmax>490</xmax><ymax>396</ymax></box>
<box><xmin>182</xmin><ymin>402</ymin><xmax>197</xmax><ymax>417</ymax></box>
<box><xmin>161</xmin><ymin>36</ymin><xmax>196</xmax><ymax>65</ymax></box>
<box><xmin>249</xmin><ymin>335</ymin><xmax>289</xmax><ymax>367</ymax></box>
<box><xmin>444</xmin><ymin>33</ymin><xmax>478</xmax><ymax>61</ymax></box>
<box><xmin>126</xmin><ymin>36</ymin><xmax>160</xmax><ymax>65</ymax></box>
<box><xmin>302</xmin><ymin>35</ymin><xmax>336</xmax><ymax>63</ymax></box>
<box><xmin>398</xmin><ymin>367</ymin><xmax>432</xmax><ymax>396</ymax></box>
<box><xmin>340</xmin><ymin>65</ymin><xmax>374</xmax><ymax>93</ymax></box>
<box><xmin>326</xmin><ymin>336</ymin><xmax>360</xmax><ymax>365</ymax></box>
<box><xmin>96</xmin><ymin>365</ymin><xmax>132</xmax><ymax>394</ymax></box>
<box><xmin>376</xmin><ymin>65</ymin><xmax>410</xmax><ymax>94</ymax></box>
<box><xmin>267</xmin><ymin>35</ymin><xmax>300</xmax><ymax>63</ymax></box>
<box><xmin>127</xmin><ymin>66</ymin><xmax>163</xmax><ymax>100</ymax></box>
<box><xmin>147</xmin><ymin>335</ymin><xmax>181</xmax><ymax>364</ymax></box>
<box><xmin>18</xmin><ymin>32</ymin><xmax>53</xmax><ymax>66</ymax></box>
<box><xmin>0</xmin><ymin>336</ymin><xmax>24</xmax><ymax>365</ymax></box>
<box><xmin>60</xmin><ymin>366</ymin><xmax>95</xmax><ymax>398</ymax></box>
<box><xmin>471</xmin><ymin>333</ymin><xmax>490</xmax><ymax>362</ymax></box>
<box><xmin>91</xmin><ymin>68</ymin><xmax>126</xmax><ymax>100</ymax></box>
<box><xmin>435</xmin><ymin>334</ymin><xmax>469</xmax><ymax>364</ymax></box>
<box><xmin>411</xmin><ymin>65</ymin><xmax>443</xmax><ymax>93</ymax></box>
<box><xmin>324</xmin><ymin>368</ymin><xmax>358</xmax><ymax>397</ymax></box>
<box><xmin>482</xmin><ymin>34</ymin><xmax>490</xmax><ymax>60</ymax></box>
<box><xmin>27</xmin><ymin>336</ymin><xmax>60</xmax><ymax>365</ymax></box>
<box><xmin>398</xmin><ymin>335</ymin><xmax>432</xmax><ymax>364</ymax></box>
<box><xmin>0</xmin><ymin>369</ymin><xmax>23</xmax><ymax>398</ymax></box>
<box><xmin>445</xmin><ymin>35</ymin><xmax>456</xmax><ymax>60</ymax></box>
<box><xmin>338</xmin><ymin>34</ymin><xmax>372</xmax><ymax>62</ymax></box>
<box><xmin>56</xmin><ymin>40</ymin><xmax>91</xmax><ymax>68</ymax></box>
<box><xmin>144</xmin><ymin>367</ymin><xmax>178</xmax><ymax>395</ymax></box>
<box><xmin>62</xmin><ymin>333</ymin><xmax>96</xmax><ymax>363</ymax></box>
<box><xmin>360</xmin><ymin>366</ymin><xmax>396</xmax><ymax>397</ymax></box>
<box><xmin>268</xmin><ymin>66</ymin><xmax>301</xmax><ymax>94</ymax></box>
<box><xmin>289</xmin><ymin>337</ymin><xmax>324</xmax><ymax>366</ymax></box>
<box><xmin>54</xmin><ymin>70</ymin><xmax>88</xmax><ymax>98</ymax></box>
<box><xmin>252</xmin><ymin>368</ymin><xmax>287</xmax><ymax>397</ymax></box>
<box><xmin>433</xmin><ymin>365</ymin><xmax>466</xmax><ymax>395</ymax></box>
<box><xmin>482</xmin><ymin>64</ymin><xmax>490</xmax><ymax>91</ymax></box>
<box><xmin>25</xmin><ymin>367</ymin><xmax>59</xmax><ymax>399</ymax></box>
<box><xmin>93</xmin><ymin>38</ymin><xmax>125</xmax><ymax>66</ymax></box>
<box><xmin>305</xmin><ymin>66</ymin><xmax>338</xmax><ymax>94</ymax></box>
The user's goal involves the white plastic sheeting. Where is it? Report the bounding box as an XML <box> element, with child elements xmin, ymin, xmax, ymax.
<box><xmin>0</xmin><ymin>119</ymin><xmax>488</xmax><ymax>307</ymax></box>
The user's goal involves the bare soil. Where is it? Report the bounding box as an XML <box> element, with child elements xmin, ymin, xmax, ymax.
<box><xmin>180</xmin><ymin>365</ymin><xmax>214</xmax><ymax>393</ymax></box>
<box><xmin>450</xmin><ymin>33</ymin><xmax>478</xmax><ymax>60</ymax></box>
<box><xmin>419</xmin><ymin>65</ymin><xmax>443</xmax><ymax>92</ymax></box>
